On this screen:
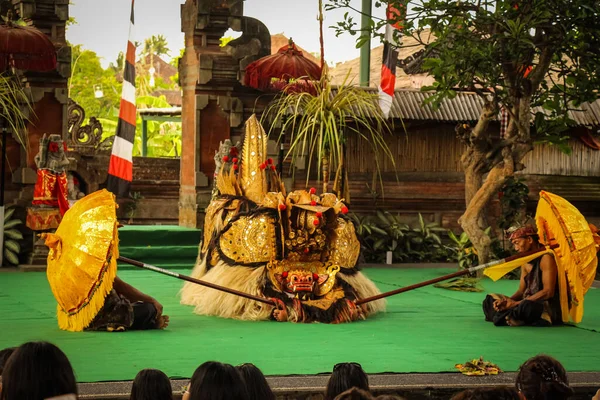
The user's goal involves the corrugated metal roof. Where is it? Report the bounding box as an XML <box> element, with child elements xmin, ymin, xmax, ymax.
<box><xmin>135</xmin><ymin>90</ymin><xmax>600</xmax><ymax>126</ymax></box>
<box><xmin>355</xmin><ymin>88</ymin><xmax>600</xmax><ymax>126</ymax></box>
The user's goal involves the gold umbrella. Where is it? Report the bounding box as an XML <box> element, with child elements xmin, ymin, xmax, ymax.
<box><xmin>43</xmin><ymin>189</ymin><xmax>119</xmax><ymax>332</ymax></box>
<box><xmin>535</xmin><ymin>190</ymin><xmax>598</xmax><ymax>323</ymax></box>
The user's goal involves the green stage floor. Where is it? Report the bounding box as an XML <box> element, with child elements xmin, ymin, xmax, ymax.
<box><xmin>0</xmin><ymin>268</ymin><xmax>598</xmax><ymax>382</ymax></box>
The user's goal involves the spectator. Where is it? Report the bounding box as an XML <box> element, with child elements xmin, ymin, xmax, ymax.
<box><xmin>515</xmin><ymin>355</ymin><xmax>574</xmax><ymax>400</ymax></box>
<box><xmin>130</xmin><ymin>369</ymin><xmax>173</xmax><ymax>400</ymax></box>
<box><xmin>451</xmin><ymin>387</ymin><xmax>520</xmax><ymax>400</ymax></box>
<box><xmin>183</xmin><ymin>361</ymin><xmax>249</xmax><ymax>400</ymax></box>
<box><xmin>325</xmin><ymin>362</ymin><xmax>370</xmax><ymax>400</ymax></box>
<box><xmin>1</xmin><ymin>341</ymin><xmax>77</xmax><ymax>400</ymax></box>
<box><xmin>235</xmin><ymin>363</ymin><xmax>275</xmax><ymax>400</ymax></box>
<box><xmin>0</xmin><ymin>348</ymin><xmax>16</xmax><ymax>397</ymax></box>
<box><xmin>334</xmin><ymin>387</ymin><xmax>373</xmax><ymax>400</ymax></box>
<box><xmin>0</xmin><ymin>348</ymin><xmax>15</xmax><ymax>375</ymax></box>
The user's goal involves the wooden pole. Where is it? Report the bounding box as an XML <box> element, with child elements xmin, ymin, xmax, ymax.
<box><xmin>356</xmin><ymin>246</ymin><xmax>556</xmax><ymax>306</ymax></box>
<box><xmin>117</xmin><ymin>256</ymin><xmax>275</xmax><ymax>306</ymax></box>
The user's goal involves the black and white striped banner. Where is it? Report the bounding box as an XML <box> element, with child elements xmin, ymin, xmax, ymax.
<box><xmin>107</xmin><ymin>0</ymin><xmax>136</xmax><ymax>198</ymax></box>
<box><xmin>379</xmin><ymin>1</ymin><xmax>406</xmax><ymax>118</ymax></box>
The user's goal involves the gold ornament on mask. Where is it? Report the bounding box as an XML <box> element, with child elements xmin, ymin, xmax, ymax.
<box><xmin>240</xmin><ymin>115</ymin><xmax>268</xmax><ymax>204</ymax></box>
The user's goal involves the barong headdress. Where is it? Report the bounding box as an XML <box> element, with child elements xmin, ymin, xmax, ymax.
<box><xmin>204</xmin><ymin>114</ymin><xmax>360</xmax><ymax>296</ymax></box>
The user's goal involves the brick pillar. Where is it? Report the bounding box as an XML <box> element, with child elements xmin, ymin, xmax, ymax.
<box><xmin>179</xmin><ymin>0</ymin><xmax>202</xmax><ymax>228</ymax></box>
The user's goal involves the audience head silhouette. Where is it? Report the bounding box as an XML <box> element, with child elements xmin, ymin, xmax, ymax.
<box><xmin>184</xmin><ymin>361</ymin><xmax>249</xmax><ymax>400</ymax></box>
<box><xmin>516</xmin><ymin>355</ymin><xmax>574</xmax><ymax>400</ymax></box>
<box><xmin>235</xmin><ymin>363</ymin><xmax>275</xmax><ymax>400</ymax></box>
<box><xmin>325</xmin><ymin>362</ymin><xmax>370</xmax><ymax>400</ymax></box>
<box><xmin>1</xmin><ymin>341</ymin><xmax>77</xmax><ymax>400</ymax></box>
<box><xmin>130</xmin><ymin>369</ymin><xmax>173</xmax><ymax>400</ymax></box>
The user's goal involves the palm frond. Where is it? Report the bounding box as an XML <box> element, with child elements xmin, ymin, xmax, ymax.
<box><xmin>261</xmin><ymin>72</ymin><xmax>398</xmax><ymax>192</ymax></box>
<box><xmin>0</xmin><ymin>73</ymin><xmax>33</xmax><ymax>152</ymax></box>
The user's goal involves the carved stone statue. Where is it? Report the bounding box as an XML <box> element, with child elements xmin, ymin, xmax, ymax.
<box><xmin>32</xmin><ymin>134</ymin><xmax>70</xmax><ymax>215</ymax></box>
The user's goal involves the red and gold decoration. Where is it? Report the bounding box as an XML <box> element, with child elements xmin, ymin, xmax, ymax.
<box><xmin>244</xmin><ymin>38</ymin><xmax>322</xmax><ymax>94</ymax></box>
<box><xmin>30</xmin><ymin>134</ymin><xmax>70</xmax><ymax>217</ymax></box>
<box><xmin>180</xmin><ymin>115</ymin><xmax>384</xmax><ymax>323</ymax></box>
<box><xmin>26</xmin><ymin>207</ymin><xmax>61</xmax><ymax>231</ymax></box>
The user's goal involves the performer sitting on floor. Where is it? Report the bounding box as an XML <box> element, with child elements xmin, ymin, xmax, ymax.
<box><xmin>85</xmin><ymin>277</ymin><xmax>169</xmax><ymax>332</ymax></box>
<box><xmin>482</xmin><ymin>226</ymin><xmax>561</xmax><ymax>327</ymax></box>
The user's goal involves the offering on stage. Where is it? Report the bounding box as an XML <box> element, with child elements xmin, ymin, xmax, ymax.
<box><xmin>180</xmin><ymin>115</ymin><xmax>385</xmax><ymax>323</ymax></box>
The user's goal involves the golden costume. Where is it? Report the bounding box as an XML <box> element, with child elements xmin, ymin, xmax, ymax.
<box><xmin>180</xmin><ymin>115</ymin><xmax>385</xmax><ymax>323</ymax></box>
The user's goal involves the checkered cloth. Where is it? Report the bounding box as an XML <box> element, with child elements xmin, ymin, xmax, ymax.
<box><xmin>500</xmin><ymin>106</ymin><xmax>509</xmax><ymax>138</ymax></box>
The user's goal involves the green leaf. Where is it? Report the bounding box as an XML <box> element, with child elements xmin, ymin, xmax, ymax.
<box><xmin>4</xmin><ymin>229</ymin><xmax>23</xmax><ymax>240</ymax></box>
<box><xmin>3</xmin><ymin>207</ymin><xmax>15</xmax><ymax>222</ymax></box>
<box><xmin>4</xmin><ymin>240</ymin><xmax>20</xmax><ymax>254</ymax></box>
<box><xmin>3</xmin><ymin>219</ymin><xmax>21</xmax><ymax>229</ymax></box>
<box><xmin>3</xmin><ymin>249</ymin><xmax>19</xmax><ymax>265</ymax></box>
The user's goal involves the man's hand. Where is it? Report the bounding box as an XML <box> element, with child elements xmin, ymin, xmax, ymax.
<box><xmin>494</xmin><ymin>298</ymin><xmax>519</xmax><ymax>311</ymax></box>
<box><xmin>271</xmin><ymin>298</ymin><xmax>288</xmax><ymax>322</ymax></box>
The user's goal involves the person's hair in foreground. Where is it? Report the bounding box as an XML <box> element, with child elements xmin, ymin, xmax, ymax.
<box><xmin>185</xmin><ymin>361</ymin><xmax>249</xmax><ymax>400</ymax></box>
<box><xmin>334</xmin><ymin>387</ymin><xmax>374</xmax><ymax>400</ymax></box>
<box><xmin>450</xmin><ymin>387</ymin><xmax>520</xmax><ymax>400</ymax></box>
<box><xmin>325</xmin><ymin>362</ymin><xmax>370</xmax><ymax>400</ymax></box>
<box><xmin>130</xmin><ymin>369</ymin><xmax>173</xmax><ymax>400</ymax></box>
<box><xmin>235</xmin><ymin>363</ymin><xmax>275</xmax><ymax>400</ymax></box>
<box><xmin>515</xmin><ymin>355</ymin><xmax>574</xmax><ymax>400</ymax></box>
<box><xmin>0</xmin><ymin>347</ymin><xmax>16</xmax><ymax>375</ymax></box>
<box><xmin>1</xmin><ymin>341</ymin><xmax>77</xmax><ymax>400</ymax></box>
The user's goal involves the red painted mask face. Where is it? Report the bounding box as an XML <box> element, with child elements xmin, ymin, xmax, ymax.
<box><xmin>284</xmin><ymin>271</ymin><xmax>315</xmax><ymax>293</ymax></box>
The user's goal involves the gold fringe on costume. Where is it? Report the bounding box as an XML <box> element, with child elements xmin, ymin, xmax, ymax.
<box><xmin>44</xmin><ymin>189</ymin><xmax>119</xmax><ymax>332</ymax></box>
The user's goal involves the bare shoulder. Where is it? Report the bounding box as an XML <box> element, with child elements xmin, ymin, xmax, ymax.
<box><xmin>540</xmin><ymin>253</ymin><xmax>558</xmax><ymax>270</ymax></box>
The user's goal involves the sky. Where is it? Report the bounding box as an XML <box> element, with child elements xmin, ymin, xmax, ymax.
<box><xmin>68</xmin><ymin>0</ymin><xmax>386</xmax><ymax>69</ymax></box>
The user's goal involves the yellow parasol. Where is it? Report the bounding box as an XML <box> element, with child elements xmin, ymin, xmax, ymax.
<box><xmin>43</xmin><ymin>189</ymin><xmax>119</xmax><ymax>332</ymax></box>
<box><xmin>535</xmin><ymin>190</ymin><xmax>598</xmax><ymax>323</ymax></box>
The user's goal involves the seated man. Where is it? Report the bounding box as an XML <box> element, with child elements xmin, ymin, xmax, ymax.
<box><xmin>482</xmin><ymin>226</ymin><xmax>562</xmax><ymax>327</ymax></box>
<box><xmin>85</xmin><ymin>277</ymin><xmax>169</xmax><ymax>332</ymax></box>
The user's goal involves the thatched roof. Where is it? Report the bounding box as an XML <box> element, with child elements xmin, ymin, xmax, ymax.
<box><xmin>328</xmin><ymin>29</ymin><xmax>436</xmax><ymax>88</ymax></box>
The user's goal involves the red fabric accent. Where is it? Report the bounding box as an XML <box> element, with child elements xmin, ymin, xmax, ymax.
<box><xmin>56</xmin><ymin>174</ymin><xmax>70</xmax><ymax>216</ymax></box>
<box><xmin>108</xmin><ymin>154</ymin><xmax>133</xmax><ymax>182</ymax></box>
<box><xmin>387</xmin><ymin>2</ymin><xmax>406</xmax><ymax>31</ymax></box>
<box><xmin>125</xmin><ymin>41</ymin><xmax>136</xmax><ymax>65</ymax></box>
<box><xmin>380</xmin><ymin>64</ymin><xmax>396</xmax><ymax>96</ymax></box>
<box><xmin>118</xmin><ymin>99</ymin><xmax>137</xmax><ymax>126</ymax></box>
<box><xmin>32</xmin><ymin>170</ymin><xmax>69</xmax><ymax>215</ymax></box>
